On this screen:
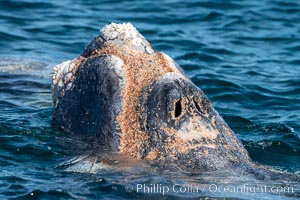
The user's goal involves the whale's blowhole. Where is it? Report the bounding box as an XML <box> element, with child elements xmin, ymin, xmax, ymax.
<box><xmin>174</xmin><ymin>99</ymin><xmax>182</xmax><ymax>118</ymax></box>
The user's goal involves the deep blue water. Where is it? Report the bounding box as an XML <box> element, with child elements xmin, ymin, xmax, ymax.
<box><xmin>0</xmin><ymin>0</ymin><xmax>300</xmax><ymax>199</ymax></box>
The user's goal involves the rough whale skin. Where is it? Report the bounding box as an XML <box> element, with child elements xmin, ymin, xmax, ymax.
<box><xmin>52</xmin><ymin>22</ymin><xmax>253</xmax><ymax>171</ymax></box>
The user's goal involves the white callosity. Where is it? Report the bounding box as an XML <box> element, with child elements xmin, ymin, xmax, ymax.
<box><xmin>156</xmin><ymin>72</ymin><xmax>186</xmax><ymax>85</ymax></box>
<box><xmin>100</xmin><ymin>22</ymin><xmax>153</xmax><ymax>55</ymax></box>
<box><xmin>100</xmin><ymin>23</ymin><xmax>144</xmax><ymax>43</ymax></box>
<box><xmin>51</xmin><ymin>59</ymin><xmax>78</xmax><ymax>105</ymax></box>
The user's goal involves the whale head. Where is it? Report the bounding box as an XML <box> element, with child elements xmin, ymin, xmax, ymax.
<box><xmin>52</xmin><ymin>23</ymin><xmax>251</xmax><ymax>170</ymax></box>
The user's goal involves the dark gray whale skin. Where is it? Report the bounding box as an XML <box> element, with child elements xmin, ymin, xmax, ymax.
<box><xmin>51</xmin><ymin>23</ymin><xmax>298</xmax><ymax>178</ymax></box>
<box><xmin>52</xmin><ymin>55</ymin><xmax>125</xmax><ymax>150</ymax></box>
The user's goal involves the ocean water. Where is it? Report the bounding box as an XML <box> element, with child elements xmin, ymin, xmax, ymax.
<box><xmin>0</xmin><ymin>0</ymin><xmax>300</xmax><ymax>199</ymax></box>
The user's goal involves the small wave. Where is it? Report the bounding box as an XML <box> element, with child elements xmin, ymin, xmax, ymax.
<box><xmin>202</xmin><ymin>47</ymin><xmax>236</xmax><ymax>55</ymax></box>
<box><xmin>0</xmin><ymin>31</ymin><xmax>27</xmax><ymax>42</ymax></box>
<box><xmin>236</xmin><ymin>36</ymin><xmax>295</xmax><ymax>43</ymax></box>
<box><xmin>15</xmin><ymin>189</ymin><xmax>73</xmax><ymax>199</ymax></box>
<box><xmin>188</xmin><ymin>1</ymin><xmax>245</xmax><ymax>10</ymax></box>
<box><xmin>203</xmin><ymin>11</ymin><xmax>223</xmax><ymax>21</ymax></box>
<box><xmin>176</xmin><ymin>52</ymin><xmax>223</xmax><ymax>63</ymax></box>
<box><xmin>0</xmin><ymin>57</ymin><xmax>52</xmax><ymax>78</ymax></box>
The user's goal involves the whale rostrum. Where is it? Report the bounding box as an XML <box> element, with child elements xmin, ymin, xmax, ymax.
<box><xmin>52</xmin><ymin>23</ymin><xmax>252</xmax><ymax>171</ymax></box>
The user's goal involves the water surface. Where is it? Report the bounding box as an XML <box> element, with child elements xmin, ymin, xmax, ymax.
<box><xmin>0</xmin><ymin>0</ymin><xmax>300</xmax><ymax>199</ymax></box>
